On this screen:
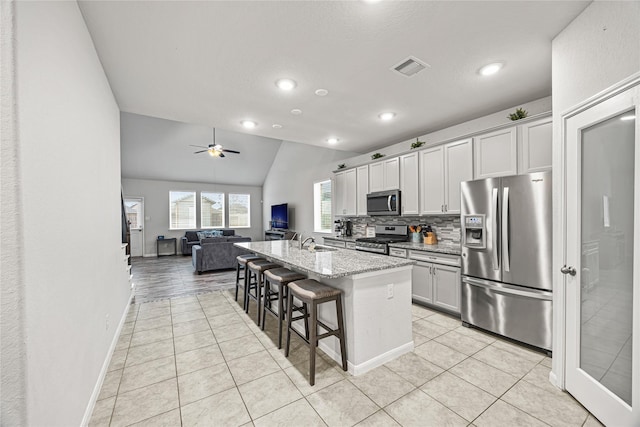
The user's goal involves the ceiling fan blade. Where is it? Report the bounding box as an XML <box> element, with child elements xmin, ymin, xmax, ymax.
<box><xmin>219</xmin><ymin>152</ymin><xmax>226</xmax><ymax>158</ymax></box>
<box><xmin>193</xmin><ymin>149</ymin><xmax>209</xmax><ymax>154</ymax></box>
<box><xmin>189</xmin><ymin>144</ymin><xmax>210</xmax><ymax>149</ymax></box>
<box><xmin>222</xmin><ymin>149</ymin><xmax>240</xmax><ymax>154</ymax></box>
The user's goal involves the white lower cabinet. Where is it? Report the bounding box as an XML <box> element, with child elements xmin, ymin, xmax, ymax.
<box><xmin>407</xmin><ymin>250</ymin><xmax>461</xmax><ymax>315</ymax></box>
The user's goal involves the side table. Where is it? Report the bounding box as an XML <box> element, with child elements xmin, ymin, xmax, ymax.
<box><xmin>157</xmin><ymin>237</ymin><xmax>177</xmax><ymax>256</ymax></box>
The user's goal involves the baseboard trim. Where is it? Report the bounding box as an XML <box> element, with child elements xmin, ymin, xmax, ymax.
<box><xmin>319</xmin><ymin>339</ymin><xmax>414</xmax><ymax>377</ymax></box>
<box><xmin>80</xmin><ymin>290</ymin><xmax>134</xmax><ymax>426</ymax></box>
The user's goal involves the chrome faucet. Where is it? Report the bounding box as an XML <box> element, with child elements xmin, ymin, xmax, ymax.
<box><xmin>300</xmin><ymin>236</ymin><xmax>315</xmax><ymax>249</ymax></box>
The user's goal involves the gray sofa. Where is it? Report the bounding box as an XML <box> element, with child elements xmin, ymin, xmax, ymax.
<box><xmin>181</xmin><ymin>229</ymin><xmax>236</xmax><ymax>255</ymax></box>
<box><xmin>192</xmin><ymin>236</ymin><xmax>252</xmax><ymax>274</ymax></box>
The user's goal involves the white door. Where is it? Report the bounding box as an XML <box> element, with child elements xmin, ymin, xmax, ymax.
<box><xmin>565</xmin><ymin>85</ymin><xmax>639</xmax><ymax>426</ymax></box>
<box><xmin>125</xmin><ymin>197</ymin><xmax>144</xmax><ymax>257</ymax></box>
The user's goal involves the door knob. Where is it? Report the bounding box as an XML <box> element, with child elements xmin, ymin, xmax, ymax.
<box><xmin>561</xmin><ymin>265</ymin><xmax>576</xmax><ymax>276</ymax></box>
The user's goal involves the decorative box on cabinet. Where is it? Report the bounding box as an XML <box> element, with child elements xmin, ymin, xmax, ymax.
<box><xmin>473</xmin><ymin>127</ymin><xmax>517</xmax><ymax>179</ymax></box>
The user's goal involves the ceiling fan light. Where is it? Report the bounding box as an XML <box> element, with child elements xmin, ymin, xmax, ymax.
<box><xmin>208</xmin><ymin>149</ymin><xmax>216</xmax><ymax>157</ymax></box>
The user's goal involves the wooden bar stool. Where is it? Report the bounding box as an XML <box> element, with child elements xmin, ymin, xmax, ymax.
<box><xmin>235</xmin><ymin>254</ymin><xmax>263</xmax><ymax>309</ymax></box>
<box><xmin>262</xmin><ymin>267</ymin><xmax>306</xmax><ymax>348</ymax></box>
<box><xmin>285</xmin><ymin>279</ymin><xmax>347</xmax><ymax>386</ymax></box>
<box><xmin>246</xmin><ymin>259</ymin><xmax>281</xmax><ymax>325</ymax></box>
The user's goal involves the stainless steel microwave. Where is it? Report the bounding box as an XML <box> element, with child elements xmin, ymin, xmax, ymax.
<box><xmin>367</xmin><ymin>190</ymin><xmax>401</xmax><ymax>216</ymax></box>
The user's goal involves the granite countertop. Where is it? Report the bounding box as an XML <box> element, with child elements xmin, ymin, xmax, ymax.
<box><xmin>388</xmin><ymin>241</ymin><xmax>461</xmax><ymax>255</ymax></box>
<box><xmin>323</xmin><ymin>236</ymin><xmax>358</xmax><ymax>242</ymax></box>
<box><xmin>235</xmin><ymin>241</ymin><xmax>414</xmax><ymax>279</ymax></box>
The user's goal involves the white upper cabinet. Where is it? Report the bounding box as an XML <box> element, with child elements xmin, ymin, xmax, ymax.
<box><xmin>333</xmin><ymin>171</ymin><xmax>346</xmax><ymax>216</ymax></box>
<box><xmin>369</xmin><ymin>157</ymin><xmax>400</xmax><ymax>192</ymax></box>
<box><xmin>400</xmin><ymin>152</ymin><xmax>419</xmax><ymax>215</ymax></box>
<box><xmin>333</xmin><ymin>168</ymin><xmax>356</xmax><ymax>216</ymax></box>
<box><xmin>518</xmin><ymin>117</ymin><xmax>552</xmax><ymax>174</ymax></box>
<box><xmin>420</xmin><ymin>146</ymin><xmax>445</xmax><ymax>214</ymax></box>
<box><xmin>444</xmin><ymin>138</ymin><xmax>473</xmax><ymax>214</ymax></box>
<box><xmin>473</xmin><ymin>127</ymin><xmax>517</xmax><ymax>179</ymax></box>
<box><xmin>356</xmin><ymin>165</ymin><xmax>369</xmax><ymax>216</ymax></box>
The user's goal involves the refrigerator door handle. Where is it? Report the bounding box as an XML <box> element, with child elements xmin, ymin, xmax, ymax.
<box><xmin>462</xmin><ymin>276</ymin><xmax>552</xmax><ymax>300</ymax></box>
<box><xmin>502</xmin><ymin>187</ymin><xmax>510</xmax><ymax>272</ymax></box>
<box><xmin>492</xmin><ymin>188</ymin><xmax>499</xmax><ymax>270</ymax></box>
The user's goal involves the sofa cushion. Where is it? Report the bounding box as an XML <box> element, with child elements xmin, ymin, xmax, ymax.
<box><xmin>185</xmin><ymin>231</ymin><xmax>200</xmax><ymax>242</ymax></box>
<box><xmin>200</xmin><ymin>236</ymin><xmax>228</xmax><ymax>245</ymax></box>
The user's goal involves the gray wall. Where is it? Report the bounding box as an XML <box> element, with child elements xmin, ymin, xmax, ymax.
<box><xmin>6</xmin><ymin>1</ymin><xmax>130</xmax><ymax>425</ymax></box>
<box><xmin>123</xmin><ymin>178</ymin><xmax>264</xmax><ymax>255</ymax></box>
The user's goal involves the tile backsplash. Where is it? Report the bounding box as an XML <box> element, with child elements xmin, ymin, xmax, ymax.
<box><xmin>340</xmin><ymin>215</ymin><xmax>461</xmax><ymax>244</ymax></box>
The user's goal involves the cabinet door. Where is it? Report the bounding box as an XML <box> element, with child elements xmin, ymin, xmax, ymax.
<box><xmin>473</xmin><ymin>127</ymin><xmax>517</xmax><ymax>179</ymax></box>
<box><xmin>420</xmin><ymin>147</ymin><xmax>445</xmax><ymax>214</ymax></box>
<box><xmin>383</xmin><ymin>157</ymin><xmax>400</xmax><ymax>190</ymax></box>
<box><xmin>369</xmin><ymin>162</ymin><xmax>384</xmax><ymax>192</ymax></box>
<box><xmin>433</xmin><ymin>264</ymin><xmax>461</xmax><ymax>314</ymax></box>
<box><xmin>344</xmin><ymin>168</ymin><xmax>357</xmax><ymax>216</ymax></box>
<box><xmin>412</xmin><ymin>262</ymin><xmax>433</xmax><ymax>304</ymax></box>
<box><xmin>334</xmin><ymin>171</ymin><xmax>346</xmax><ymax>216</ymax></box>
<box><xmin>356</xmin><ymin>166</ymin><xmax>369</xmax><ymax>216</ymax></box>
<box><xmin>400</xmin><ymin>153</ymin><xmax>419</xmax><ymax>215</ymax></box>
<box><xmin>444</xmin><ymin>139</ymin><xmax>473</xmax><ymax>214</ymax></box>
<box><xmin>519</xmin><ymin>117</ymin><xmax>552</xmax><ymax>174</ymax></box>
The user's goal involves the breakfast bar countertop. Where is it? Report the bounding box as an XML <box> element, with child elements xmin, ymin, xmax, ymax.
<box><xmin>387</xmin><ymin>241</ymin><xmax>462</xmax><ymax>255</ymax></box>
<box><xmin>235</xmin><ymin>240</ymin><xmax>414</xmax><ymax>279</ymax></box>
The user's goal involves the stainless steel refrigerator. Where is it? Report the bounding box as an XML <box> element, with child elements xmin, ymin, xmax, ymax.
<box><xmin>460</xmin><ymin>171</ymin><xmax>552</xmax><ymax>352</ymax></box>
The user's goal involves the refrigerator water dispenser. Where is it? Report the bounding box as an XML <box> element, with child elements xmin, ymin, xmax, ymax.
<box><xmin>463</xmin><ymin>215</ymin><xmax>486</xmax><ymax>249</ymax></box>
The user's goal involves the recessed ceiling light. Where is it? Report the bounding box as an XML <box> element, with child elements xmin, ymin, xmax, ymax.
<box><xmin>620</xmin><ymin>114</ymin><xmax>636</xmax><ymax>121</ymax></box>
<box><xmin>291</xmin><ymin>109</ymin><xmax>302</xmax><ymax>115</ymax></box>
<box><xmin>378</xmin><ymin>112</ymin><xmax>396</xmax><ymax>121</ymax></box>
<box><xmin>272</xmin><ymin>124</ymin><xmax>283</xmax><ymax>129</ymax></box>
<box><xmin>276</xmin><ymin>78</ymin><xmax>296</xmax><ymax>91</ymax></box>
<box><xmin>478</xmin><ymin>62</ymin><xmax>504</xmax><ymax>76</ymax></box>
<box><xmin>327</xmin><ymin>138</ymin><xmax>339</xmax><ymax>145</ymax></box>
<box><xmin>315</xmin><ymin>89</ymin><xmax>329</xmax><ymax>96</ymax></box>
<box><xmin>241</xmin><ymin>120</ymin><xmax>257</xmax><ymax>129</ymax></box>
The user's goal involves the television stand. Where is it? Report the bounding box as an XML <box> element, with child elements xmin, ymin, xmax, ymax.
<box><xmin>265</xmin><ymin>230</ymin><xmax>296</xmax><ymax>241</ymax></box>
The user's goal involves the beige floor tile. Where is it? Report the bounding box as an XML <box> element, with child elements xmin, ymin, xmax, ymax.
<box><xmin>125</xmin><ymin>338</ymin><xmax>174</xmax><ymax>367</ymax></box>
<box><xmin>130</xmin><ymin>325</ymin><xmax>173</xmax><ymax>348</ymax></box>
<box><xmin>172</xmin><ymin>318</ymin><xmax>211</xmax><ymax>337</ymax></box>
<box><xmin>120</xmin><ymin>321</ymin><xmax>135</xmax><ymax>335</ymax></box>
<box><xmin>219</xmin><ymin>333</ymin><xmax>266</xmax><ymax>360</ymax></box>
<box><xmin>115</xmin><ymin>333</ymin><xmax>132</xmax><ymax>352</ymax></box>
<box><xmin>178</xmin><ymin>363</ymin><xmax>236</xmax><ymax>405</ymax></box>
<box><xmin>521</xmin><ymin>364</ymin><xmax>562</xmax><ymax>395</ymax></box>
<box><xmin>98</xmin><ymin>369</ymin><xmax>122</xmax><ymax>400</ymax></box>
<box><xmin>172</xmin><ymin>295</ymin><xmax>200</xmax><ymax>306</ymax></box>
<box><xmin>108</xmin><ymin>349</ymin><xmax>128</xmax><ymax>372</ymax></box>
<box><xmin>384</xmin><ymin>352</ymin><xmax>444</xmax><ymax>387</ymax></box>
<box><xmin>128</xmin><ymin>408</ymin><xmax>181</xmax><ymax>427</ymax></box>
<box><xmin>284</xmin><ymin>357</ymin><xmax>346</xmax><ymax>396</ymax></box>
<box><xmin>384</xmin><ymin>389</ymin><xmax>467</xmax><ymax>427</ymax></box>
<box><xmin>411</xmin><ymin>304</ymin><xmax>438</xmax><ymax>319</ymax></box>
<box><xmin>412</xmin><ymin>319</ymin><xmax>449</xmax><ymax>339</ymax></box>
<box><xmin>89</xmin><ymin>396</ymin><xmax>115</xmax><ymax>427</ymax></box>
<box><xmin>212</xmin><ymin>321</ymin><xmax>255</xmax><ymax>342</ymax></box>
<box><xmin>307</xmin><ymin>379</ymin><xmax>379</xmax><ymax>427</ymax></box>
<box><xmin>170</xmin><ymin>301</ymin><xmax>202</xmax><ymax>314</ymax></box>
<box><xmin>474</xmin><ymin>399</ymin><xmax>548</xmax><ymax>427</ymax></box>
<box><xmin>502</xmin><ymin>381</ymin><xmax>588</xmax><ymax>427</ymax></box>
<box><xmin>355</xmin><ymin>410</ymin><xmax>400</xmax><ymax>427</ymax></box>
<box><xmin>421</xmin><ymin>372</ymin><xmax>496</xmax><ymax>422</ymax></box>
<box><xmin>197</xmin><ymin>292</ymin><xmax>229</xmax><ymax>305</ymax></box>
<box><xmin>253</xmin><ymin>398</ymin><xmax>325</xmax><ymax>427</ymax></box>
<box><xmin>412</xmin><ymin>332</ymin><xmax>430</xmax><ymax>346</ymax></box>
<box><xmin>111</xmin><ymin>378</ymin><xmax>179</xmax><ymax>427</ymax></box>
<box><xmin>119</xmin><ymin>355</ymin><xmax>176</xmax><ymax>393</ymax></box>
<box><xmin>207</xmin><ymin>311</ymin><xmax>244</xmax><ymax>328</ymax></box>
<box><xmin>434</xmin><ymin>330</ymin><xmax>489</xmax><ymax>356</ymax></box>
<box><xmin>138</xmin><ymin>300</ymin><xmax>170</xmax><ymax>312</ymax></box>
<box><xmin>238</xmin><ymin>371</ymin><xmax>303</xmax><ymax>419</ymax></box>
<box><xmin>175</xmin><ymin>343</ymin><xmax>225</xmax><ymax>376</ymax></box>
<box><xmin>583</xmin><ymin>414</ymin><xmax>605</xmax><ymax>427</ymax></box>
<box><xmin>134</xmin><ymin>315</ymin><xmax>172</xmax><ymax>333</ymax></box>
<box><xmin>181</xmin><ymin>387</ymin><xmax>251</xmax><ymax>427</ymax></box>
<box><xmin>427</xmin><ymin>313</ymin><xmax>462</xmax><ymax>330</ymax></box>
<box><xmin>413</xmin><ymin>340</ymin><xmax>468</xmax><ymax>370</ymax></box>
<box><xmin>172</xmin><ymin>308</ymin><xmax>206</xmax><ymax>324</ymax></box>
<box><xmin>227</xmin><ymin>350</ymin><xmax>281</xmax><ymax>385</ymax></box>
<box><xmin>449</xmin><ymin>358</ymin><xmax>518</xmax><ymax>397</ymax></box>
<box><xmin>473</xmin><ymin>344</ymin><xmax>540</xmax><ymax>378</ymax></box>
<box><xmin>137</xmin><ymin>306</ymin><xmax>172</xmax><ymax>321</ymax></box>
<box><xmin>491</xmin><ymin>339</ymin><xmax>546</xmax><ymax>363</ymax></box>
<box><xmin>540</xmin><ymin>356</ymin><xmax>553</xmax><ymax>368</ymax></box>
<box><xmin>173</xmin><ymin>329</ymin><xmax>216</xmax><ymax>354</ymax></box>
<box><xmin>203</xmin><ymin>303</ymin><xmax>237</xmax><ymax>317</ymax></box>
<box><xmin>453</xmin><ymin>325</ymin><xmax>496</xmax><ymax>345</ymax></box>
<box><xmin>256</xmin><ymin>327</ymin><xmax>279</xmax><ymax>349</ymax></box>
<box><xmin>349</xmin><ymin>366</ymin><xmax>415</xmax><ymax>407</ymax></box>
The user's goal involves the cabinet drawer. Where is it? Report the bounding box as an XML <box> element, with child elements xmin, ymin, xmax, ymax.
<box><xmin>389</xmin><ymin>248</ymin><xmax>407</xmax><ymax>258</ymax></box>
<box><xmin>345</xmin><ymin>242</ymin><xmax>356</xmax><ymax>250</ymax></box>
<box><xmin>323</xmin><ymin>239</ymin><xmax>346</xmax><ymax>248</ymax></box>
<box><xmin>408</xmin><ymin>250</ymin><xmax>460</xmax><ymax>267</ymax></box>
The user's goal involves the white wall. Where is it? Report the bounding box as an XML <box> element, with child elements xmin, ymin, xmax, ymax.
<box><xmin>11</xmin><ymin>1</ymin><xmax>130</xmax><ymax>425</ymax></box>
<box><xmin>262</xmin><ymin>142</ymin><xmax>358</xmax><ymax>240</ymax></box>
<box><xmin>551</xmin><ymin>0</ymin><xmax>640</xmax><ymax>387</ymax></box>
<box><xmin>122</xmin><ymin>178</ymin><xmax>264</xmax><ymax>254</ymax></box>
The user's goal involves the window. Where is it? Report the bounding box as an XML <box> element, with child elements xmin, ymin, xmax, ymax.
<box><xmin>314</xmin><ymin>180</ymin><xmax>332</xmax><ymax>233</ymax></box>
<box><xmin>201</xmin><ymin>192</ymin><xmax>225</xmax><ymax>228</ymax></box>
<box><xmin>229</xmin><ymin>193</ymin><xmax>250</xmax><ymax>228</ymax></box>
<box><xmin>169</xmin><ymin>191</ymin><xmax>196</xmax><ymax>229</ymax></box>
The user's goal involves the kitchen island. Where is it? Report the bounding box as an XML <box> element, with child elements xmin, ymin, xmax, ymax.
<box><xmin>235</xmin><ymin>240</ymin><xmax>415</xmax><ymax>375</ymax></box>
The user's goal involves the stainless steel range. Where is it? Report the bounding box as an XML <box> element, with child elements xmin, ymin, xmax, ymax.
<box><xmin>355</xmin><ymin>225</ymin><xmax>408</xmax><ymax>255</ymax></box>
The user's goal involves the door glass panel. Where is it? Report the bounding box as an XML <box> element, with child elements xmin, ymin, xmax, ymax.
<box><xmin>125</xmin><ymin>200</ymin><xmax>142</xmax><ymax>230</ymax></box>
<box><xmin>580</xmin><ymin>109</ymin><xmax>635</xmax><ymax>405</ymax></box>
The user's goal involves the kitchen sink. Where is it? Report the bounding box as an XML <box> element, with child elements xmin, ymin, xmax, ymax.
<box><xmin>309</xmin><ymin>245</ymin><xmax>338</xmax><ymax>252</ymax></box>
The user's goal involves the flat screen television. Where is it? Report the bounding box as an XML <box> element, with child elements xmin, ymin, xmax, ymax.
<box><xmin>271</xmin><ymin>203</ymin><xmax>289</xmax><ymax>230</ymax></box>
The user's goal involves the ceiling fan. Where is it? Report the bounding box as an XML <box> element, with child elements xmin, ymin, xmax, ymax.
<box><xmin>190</xmin><ymin>128</ymin><xmax>240</xmax><ymax>158</ymax></box>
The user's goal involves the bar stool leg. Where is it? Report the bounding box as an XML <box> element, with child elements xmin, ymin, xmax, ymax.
<box><xmin>309</xmin><ymin>300</ymin><xmax>317</xmax><ymax>386</ymax></box>
<box><xmin>303</xmin><ymin>303</ymin><xmax>310</xmax><ymax>340</ymax></box>
<box><xmin>336</xmin><ymin>294</ymin><xmax>348</xmax><ymax>372</ymax></box>
<box><xmin>277</xmin><ymin>283</ymin><xmax>285</xmax><ymax>349</ymax></box>
<box><xmin>256</xmin><ymin>272</ymin><xmax>262</xmax><ymax>326</ymax></box>
<box><xmin>261</xmin><ymin>278</ymin><xmax>270</xmax><ymax>330</ymax></box>
<box><xmin>285</xmin><ymin>291</ymin><xmax>293</xmax><ymax>357</ymax></box>
<box><xmin>235</xmin><ymin>262</ymin><xmax>240</xmax><ymax>302</ymax></box>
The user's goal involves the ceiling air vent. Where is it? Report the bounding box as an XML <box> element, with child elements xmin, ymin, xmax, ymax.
<box><xmin>392</xmin><ymin>56</ymin><xmax>430</xmax><ymax>77</ymax></box>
